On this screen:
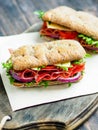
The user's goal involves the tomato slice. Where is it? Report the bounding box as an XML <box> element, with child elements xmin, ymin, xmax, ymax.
<box><xmin>59</xmin><ymin>31</ymin><xmax>78</xmax><ymax>39</ymax></box>
<box><xmin>70</xmin><ymin>64</ymin><xmax>85</xmax><ymax>76</ymax></box>
<box><xmin>41</xmin><ymin>65</ymin><xmax>58</xmax><ymax>71</ymax></box>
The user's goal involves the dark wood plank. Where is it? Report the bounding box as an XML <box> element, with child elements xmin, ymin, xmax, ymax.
<box><xmin>0</xmin><ymin>0</ymin><xmax>98</xmax><ymax>35</ymax></box>
<box><xmin>0</xmin><ymin>0</ymin><xmax>98</xmax><ymax>130</ymax></box>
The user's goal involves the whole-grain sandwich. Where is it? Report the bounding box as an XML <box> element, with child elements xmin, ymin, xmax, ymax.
<box><xmin>2</xmin><ymin>40</ymin><xmax>86</xmax><ymax>88</ymax></box>
<box><xmin>37</xmin><ymin>6</ymin><xmax>98</xmax><ymax>52</ymax></box>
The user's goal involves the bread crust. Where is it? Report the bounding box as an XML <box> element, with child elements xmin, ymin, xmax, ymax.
<box><xmin>11</xmin><ymin>40</ymin><xmax>86</xmax><ymax>71</ymax></box>
<box><xmin>42</xmin><ymin>6</ymin><xmax>98</xmax><ymax>40</ymax></box>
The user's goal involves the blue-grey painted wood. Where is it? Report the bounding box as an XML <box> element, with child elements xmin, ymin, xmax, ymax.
<box><xmin>0</xmin><ymin>0</ymin><xmax>98</xmax><ymax>130</ymax></box>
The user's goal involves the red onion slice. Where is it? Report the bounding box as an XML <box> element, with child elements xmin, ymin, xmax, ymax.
<box><xmin>84</xmin><ymin>46</ymin><xmax>98</xmax><ymax>51</ymax></box>
<box><xmin>10</xmin><ymin>69</ymin><xmax>35</xmax><ymax>82</ymax></box>
<box><xmin>57</xmin><ymin>72</ymin><xmax>81</xmax><ymax>83</ymax></box>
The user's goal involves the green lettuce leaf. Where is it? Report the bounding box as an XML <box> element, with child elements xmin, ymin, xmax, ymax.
<box><xmin>34</xmin><ymin>10</ymin><xmax>44</xmax><ymax>19</ymax></box>
<box><xmin>78</xmin><ymin>34</ymin><xmax>98</xmax><ymax>47</ymax></box>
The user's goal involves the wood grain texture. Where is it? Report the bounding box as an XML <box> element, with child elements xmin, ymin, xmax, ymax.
<box><xmin>0</xmin><ymin>0</ymin><xmax>98</xmax><ymax>130</ymax></box>
<box><xmin>0</xmin><ymin>0</ymin><xmax>98</xmax><ymax>35</ymax></box>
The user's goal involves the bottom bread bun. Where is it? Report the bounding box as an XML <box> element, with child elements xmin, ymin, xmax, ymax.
<box><xmin>12</xmin><ymin>75</ymin><xmax>83</xmax><ymax>88</ymax></box>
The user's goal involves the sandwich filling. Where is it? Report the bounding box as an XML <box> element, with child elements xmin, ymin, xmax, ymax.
<box><xmin>2</xmin><ymin>60</ymin><xmax>85</xmax><ymax>87</ymax></box>
<box><xmin>40</xmin><ymin>21</ymin><xmax>98</xmax><ymax>51</ymax></box>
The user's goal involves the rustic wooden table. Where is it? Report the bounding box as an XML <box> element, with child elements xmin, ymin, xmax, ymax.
<box><xmin>0</xmin><ymin>0</ymin><xmax>98</xmax><ymax>130</ymax></box>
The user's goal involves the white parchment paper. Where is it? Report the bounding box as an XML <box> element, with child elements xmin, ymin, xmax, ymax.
<box><xmin>0</xmin><ymin>32</ymin><xmax>98</xmax><ymax>111</ymax></box>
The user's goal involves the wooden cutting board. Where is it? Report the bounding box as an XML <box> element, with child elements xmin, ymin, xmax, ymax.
<box><xmin>0</xmin><ymin>23</ymin><xmax>98</xmax><ymax>130</ymax></box>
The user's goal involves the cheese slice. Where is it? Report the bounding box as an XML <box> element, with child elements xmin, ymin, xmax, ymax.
<box><xmin>55</xmin><ymin>62</ymin><xmax>71</xmax><ymax>69</ymax></box>
<box><xmin>32</xmin><ymin>62</ymin><xmax>71</xmax><ymax>71</ymax></box>
<box><xmin>46</xmin><ymin>22</ymin><xmax>71</xmax><ymax>31</ymax></box>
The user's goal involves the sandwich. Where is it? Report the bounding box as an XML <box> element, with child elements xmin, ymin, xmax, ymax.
<box><xmin>37</xmin><ymin>6</ymin><xmax>98</xmax><ymax>52</ymax></box>
<box><xmin>2</xmin><ymin>40</ymin><xmax>86</xmax><ymax>88</ymax></box>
